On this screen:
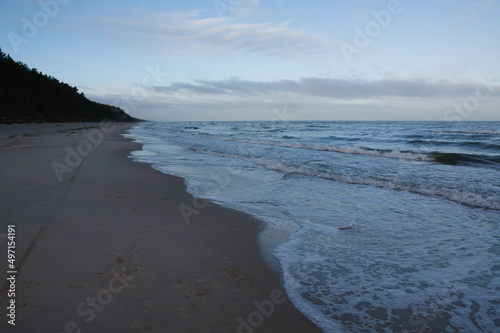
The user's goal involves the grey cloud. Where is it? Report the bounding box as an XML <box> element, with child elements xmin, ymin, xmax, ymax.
<box><xmin>152</xmin><ymin>77</ymin><xmax>487</xmax><ymax>99</ymax></box>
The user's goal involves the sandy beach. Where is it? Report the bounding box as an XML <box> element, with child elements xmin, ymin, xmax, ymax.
<box><xmin>0</xmin><ymin>123</ymin><xmax>321</xmax><ymax>333</ymax></box>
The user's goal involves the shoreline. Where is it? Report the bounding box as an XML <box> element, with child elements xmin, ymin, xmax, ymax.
<box><xmin>0</xmin><ymin>122</ymin><xmax>321</xmax><ymax>332</ymax></box>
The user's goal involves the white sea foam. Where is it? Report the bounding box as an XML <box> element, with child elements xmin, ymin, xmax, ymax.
<box><xmin>275</xmin><ymin>212</ymin><xmax>500</xmax><ymax>332</ymax></box>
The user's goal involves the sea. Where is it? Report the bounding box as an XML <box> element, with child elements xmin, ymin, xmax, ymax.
<box><xmin>124</xmin><ymin>121</ymin><xmax>500</xmax><ymax>332</ymax></box>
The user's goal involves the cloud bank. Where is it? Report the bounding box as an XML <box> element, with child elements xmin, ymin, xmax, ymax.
<box><xmin>89</xmin><ymin>76</ymin><xmax>499</xmax><ymax>121</ymax></box>
<box><xmin>151</xmin><ymin>77</ymin><xmax>496</xmax><ymax>99</ymax></box>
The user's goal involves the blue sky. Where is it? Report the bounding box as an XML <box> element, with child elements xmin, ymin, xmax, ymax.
<box><xmin>1</xmin><ymin>0</ymin><xmax>499</xmax><ymax>121</ymax></box>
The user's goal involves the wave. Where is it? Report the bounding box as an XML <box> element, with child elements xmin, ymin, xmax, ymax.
<box><xmin>287</xmin><ymin>124</ymin><xmax>328</xmax><ymax>128</ymax></box>
<box><xmin>128</xmin><ymin>127</ymin><xmax>500</xmax><ymax>211</ymax></box>
<box><xmin>408</xmin><ymin>139</ymin><xmax>453</xmax><ymax>145</ymax></box>
<box><xmin>322</xmin><ymin>146</ymin><xmax>434</xmax><ymax>161</ymax></box>
<box><xmin>429</xmin><ymin>130</ymin><xmax>500</xmax><ymax>135</ymax></box>
<box><xmin>321</xmin><ymin>135</ymin><xmax>359</xmax><ymax>142</ymax></box>
<box><xmin>408</xmin><ymin>139</ymin><xmax>500</xmax><ymax>150</ymax></box>
<box><xmin>458</xmin><ymin>142</ymin><xmax>500</xmax><ymax>150</ymax></box>
<box><xmin>209</xmin><ymin>136</ymin><xmax>500</xmax><ymax>167</ymax></box>
<box><xmin>177</xmin><ymin>142</ymin><xmax>500</xmax><ymax>210</ymax></box>
<box><xmin>432</xmin><ymin>153</ymin><xmax>500</xmax><ymax>166</ymax></box>
<box><xmin>205</xmin><ymin>136</ymin><xmax>435</xmax><ymax>162</ymax></box>
<box><xmin>263</xmin><ymin>161</ymin><xmax>500</xmax><ymax>211</ymax></box>
<box><xmin>172</xmin><ymin>132</ymin><xmax>500</xmax><ymax>168</ymax></box>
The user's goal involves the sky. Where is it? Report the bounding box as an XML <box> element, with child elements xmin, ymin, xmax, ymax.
<box><xmin>1</xmin><ymin>0</ymin><xmax>499</xmax><ymax>121</ymax></box>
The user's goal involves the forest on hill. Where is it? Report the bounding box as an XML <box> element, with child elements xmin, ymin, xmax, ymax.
<box><xmin>0</xmin><ymin>49</ymin><xmax>139</xmax><ymax>123</ymax></box>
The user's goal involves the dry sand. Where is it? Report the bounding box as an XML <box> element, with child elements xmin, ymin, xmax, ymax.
<box><xmin>0</xmin><ymin>123</ymin><xmax>322</xmax><ymax>332</ymax></box>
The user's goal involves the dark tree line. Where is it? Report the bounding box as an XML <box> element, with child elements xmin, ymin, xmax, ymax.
<box><xmin>0</xmin><ymin>48</ymin><xmax>139</xmax><ymax>123</ymax></box>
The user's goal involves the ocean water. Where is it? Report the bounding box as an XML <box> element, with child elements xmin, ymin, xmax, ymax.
<box><xmin>125</xmin><ymin>121</ymin><xmax>500</xmax><ymax>332</ymax></box>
